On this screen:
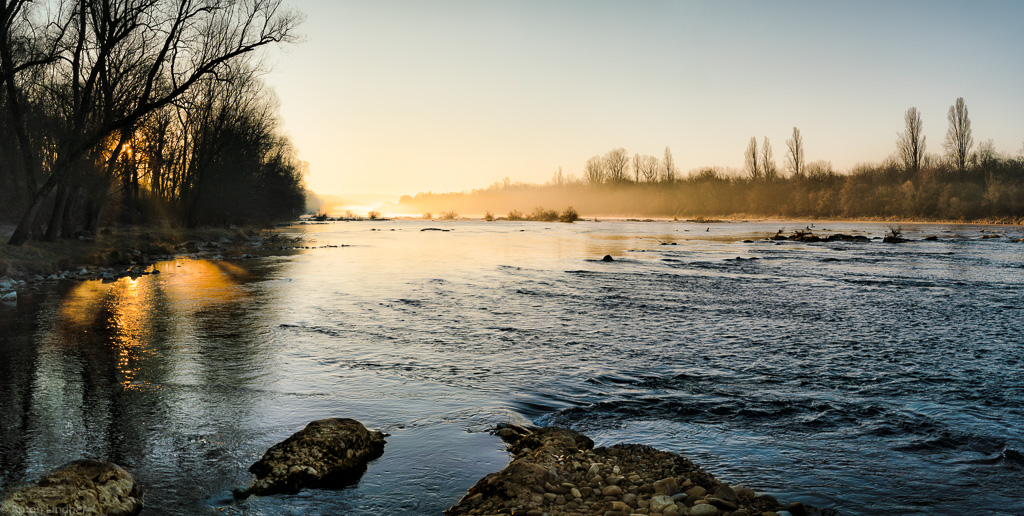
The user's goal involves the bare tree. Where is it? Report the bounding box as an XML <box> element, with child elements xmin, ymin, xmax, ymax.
<box><xmin>897</xmin><ymin>107</ymin><xmax>926</xmax><ymax>173</ymax></box>
<box><xmin>4</xmin><ymin>0</ymin><xmax>303</xmax><ymax>245</ymax></box>
<box><xmin>662</xmin><ymin>146</ymin><xmax>676</xmax><ymax>183</ymax></box>
<box><xmin>638</xmin><ymin>155</ymin><xmax>659</xmax><ymax>182</ymax></box>
<box><xmin>786</xmin><ymin>127</ymin><xmax>804</xmax><ymax>178</ymax></box>
<box><xmin>603</xmin><ymin>148</ymin><xmax>629</xmax><ymax>184</ymax></box>
<box><xmin>944</xmin><ymin>97</ymin><xmax>973</xmax><ymax>173</ymax></box>
<box><xmin>744</xmin><ymin>136</ymin><xmax>759</xmax><ymax>180</ymax></box>
<box><xmin>551</xmin><ymin>166</ymin><xmax>564</xmax><ymax>186</ymax></box>
<box><xmin>584</xmin><ymin>155</ymin><xmax>604</xmax><ymax>185</ymax></box>
<box><xmin>761</xmin><ymin>136</ymin><xmax>777</xmax><ymax>181</ymax></box>
<box><xmin>632</xmin><ymin>153</ymin><xmax>642</xmax><ymax>183</ymax></box>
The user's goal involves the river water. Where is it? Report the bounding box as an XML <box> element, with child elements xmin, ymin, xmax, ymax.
<box><xmin>1</xmin><ymin>220</ymin><xmax>1023</xmax><ymax>515</ymax></box>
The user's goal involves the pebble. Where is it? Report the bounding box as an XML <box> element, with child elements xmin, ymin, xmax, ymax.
<box><xmin>653</xmin><ymin>476</ymin><xmax>678</xmax><ymax>496</ymax></box>
<box><xmin>689</xmin><ymin>503</ymin><xmax>720</xmax><ymax>516</ymax></box>
<box><xmin>650</xmin><ymin>494</ymin><xmax>674</xmax><ymax>512</ymax></box>
<box><xmin>602</xmin><ymin>485</ymin><xmax>623</xmax><ymax>497</ymax></box>
<box><xmin>684</xmin><ymin>486</ymin><xmax>707</xmax><ymax>498</ymax></box>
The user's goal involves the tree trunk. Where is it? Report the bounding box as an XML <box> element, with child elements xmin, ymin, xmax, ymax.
<box><xmin>44</xmin><ymin>186</ymin><xmax>70</xmax><ymax>241</ymax></box>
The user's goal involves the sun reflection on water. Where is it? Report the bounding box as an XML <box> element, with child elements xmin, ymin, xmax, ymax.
<box><xmin>53</xmin><ymin>259</ymin><xmax>251</xmax><ymax>390</ymax></box>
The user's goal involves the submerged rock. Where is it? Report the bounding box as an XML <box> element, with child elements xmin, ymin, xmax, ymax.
<box><xmin>235</xmin><ymin>418</ymin><xmax>386</xmax><ymax>498</ymax></box>
<box><xmin>602</xmin><ymin>255</ymin><xmax>614</xmax><ymax>262</ymax></box>
<box><xmin>0</xmin><ymin>459</ymin><xmax>143</xmax><ymax>516</ymax></box>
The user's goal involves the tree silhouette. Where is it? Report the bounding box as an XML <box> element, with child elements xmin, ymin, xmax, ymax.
<box><xmin>944</xmin><ymin>97</ymin><xmax>973</xmax><ymax>174</ymax></box>
<box><xmin>745</xmin><ymin>136</ymin><xmax>760</xmax><ymax>180</ymax></box>
<box><xmin>897</xmin><ymin>107</ymin><xmax>926</xmax><ymax>173</ymax></box>
<box><xmin>786</xmin><ymin>127</ymin><xmax>804</xmax><ymax>178</ymax></box>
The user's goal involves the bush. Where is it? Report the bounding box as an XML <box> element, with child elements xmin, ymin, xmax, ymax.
<box><xmin>559</xmin><ymin>206</ymin><xmax>579</xmax><ymax>223</ymax></box>
<box><xmin>422</xmin><ymin>212</ymin><xmax>432</xmax><ymax>220</ymax></box>
<box><xmin>507</xmin><ymin>210</ymin><xmax>524</xmax><ymax>221</ymax></box>
<box><xmin>440</xmin><ymin>210</ymin><xmax>458</xmax><ymax>220</ymax></box>
<box><xmin>368</xmin><ymin>210</ymin><xmax>381</xmax><ymax>220</ymax></box>
<box><xmin>484</xmin><ymin>211</ymin><xmax>494</xmax><ymax>221</ymax></box>
<box><xmin>528</xmin><ymin>207</ymin><xmax>559</xmax><ymax>222</ymax></box>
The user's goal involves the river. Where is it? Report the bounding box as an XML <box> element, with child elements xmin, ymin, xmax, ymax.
<box><xmin>1</xmin><ymin>219</ymin><xmax>1022</xmax><ymax>515</ymax></box>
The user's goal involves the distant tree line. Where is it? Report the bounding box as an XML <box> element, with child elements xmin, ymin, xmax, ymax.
<box><xmin>397</xmin><ymin>98</ymin><xmax>1023</xmax><ymax>222</ymax></box>
<box><xmin>0</xmin><ymin>0</ymin><xmax>307</xmax><ymax>245</ymax></box>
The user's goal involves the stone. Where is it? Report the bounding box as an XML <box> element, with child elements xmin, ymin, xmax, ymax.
<box><xmin>606</xmin><ymin>475</ymin><xmax>624</xmax><ymax>485</ymax></box>
<box><xmin>601</xmin><ymin>485</ymin><xmax>623</xmax><ymax>497</ymax></box>
<box><xmin>788</xmin><ymin>501</ymin><xmax>807</xmax><ymax>516</ymax></box>
<box><xmin>653</xmin><ymin>476</ymin><xmax>678</xmax><ymax>496</ymax></box>
<box><xmin>0</xmin><ymin>291</ymin><xmax>15</xmax><ymax>303</ymax></box>
<box><xmin>602</xmin><ymin>255</ymin><xmax>614</xmax><ymax>262</ymax></box>
<box><xmin>611</xmin><ymin>501</ymin><xmax>630</xmax><ymax>511</ymax></box>
<box><xmin>683</xmin><ymin>486</ymin><xmax>706</xmax><ymax>498</ymax></box>
<box><xmin>714</xmin><ymin>484</ymin><xmax>738</xmax><ymax>503</ymax></box>
<box><xmin>689</xmin><ymin>503</ymin><xmax>720</xmax><ymax>516</ymax></box>
<box><xmin>736</xmin><ymin>487</ymin><xmax>756</xmax><ymax>499</ymax></box>
<box><xmin>622</xmin><ymin>493</ymin><xmax>637</xmax><ymax>504</ymax></box>
<box><xmin>235</xmin><ymin>418</ymin><xmax>386</xmax><ymax>497</ymax></box>
<box><xmin>707</xmin><ymin>497</ymin><xmax>738</xmax><ymax>511</ymax></box>
<box><xmin>650</xmin><ymin>494</ymin><xmax>674</xmax><ymax>512</ymax></box>
<box><xmin>0</xmin><ymin>459</ymin><xmax>142</xmax><ymax>516</ymax></box>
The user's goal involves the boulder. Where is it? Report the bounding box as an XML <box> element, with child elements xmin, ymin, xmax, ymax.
<box><xmin>235</xmin><ymin>418</ymin><xmax>386</xmax><ymax>497</ymax></box>
<box><xmin>0</xmin><ymin>459</ymin><xmax>142</xmax><ymax>516</ymax></box>
<box><xmin>602</xmin><ymin>255</ymin><xmax>614</xmax><ymax>262</ymax></box>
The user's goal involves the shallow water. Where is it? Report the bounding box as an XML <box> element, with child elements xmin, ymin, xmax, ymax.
<box><xmin>1</xmin><ymin>220</ymin><xmax>1023</xmax><ymax>515</ymax></box>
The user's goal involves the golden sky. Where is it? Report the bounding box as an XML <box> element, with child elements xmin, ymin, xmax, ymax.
<box><xmin>266</xmin><ymin>1</ymin><xmax>1024</xmax><ymax>198</ymax></box>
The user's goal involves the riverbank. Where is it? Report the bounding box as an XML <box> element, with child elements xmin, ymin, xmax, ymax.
<box><xmin>448</xmin><ymin>425</ymin><xmax>832</xmax><ymax>516</ymax></box>
<box><xmin>0</xmin><ymin>223</ymin><xmax>304</xmax><ymax>300</ymax></box>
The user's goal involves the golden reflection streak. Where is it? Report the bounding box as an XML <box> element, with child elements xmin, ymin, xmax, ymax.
<box><xmin>56</xmin><ymin>259</ymin><xmax>250</xmax><ymax>390</ymax></box>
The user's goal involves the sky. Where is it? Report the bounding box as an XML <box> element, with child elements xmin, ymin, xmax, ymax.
<box><xmin>264</xmin><ymin>0</ymin><xmax>1024</xmax><ymax>198</ymax></box>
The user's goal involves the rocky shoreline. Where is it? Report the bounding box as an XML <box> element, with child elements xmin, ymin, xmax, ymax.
<box><xmin>0</xmin><ymin>226</ymin><xmax>308</xmax><ymax>305</ymax></box>
<box><xmin>1</xmin><ymin>418</ymin><xmax>834</xmax><ymax>515</ymax></box>
<box><xmin>447</xmin><ymin>424</ymin><xmax>834</xmax><ymax>516</ymax></box>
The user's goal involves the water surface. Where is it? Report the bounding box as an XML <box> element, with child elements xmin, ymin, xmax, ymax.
<box><xmin>1</xmin><ymin>220</ymin><xmax>1022</xmax><ymax>515</ymax></box>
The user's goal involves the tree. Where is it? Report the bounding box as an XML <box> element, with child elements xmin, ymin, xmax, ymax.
<box><xmin>786</xmin><ymin>127</ymin><xmax>804</xmax><ymax>178</ymax></box>
<box><xmin>662</xmin><ymin>146</ymin><xmax>676</xmax><ymax>183</ymax></box>
<box><xmin>897</xmin><ymin>107</ymin><xmax>926</xmax><ymax>173</ymax></box>
<box><xmin>944</xmin><ymin>97</ymin><xmax>973</xmax><ymax>173</ymax></box>
<box><xmin>744</xmin><ymin>136</ymin><xmax>760</xmax><ymax>180</ymax></box>
<box><xmin>632</xmin><ymin>153</ymin><xmax>642</xmax><ymax>183</ymax></box>
<box><xmin>584</xmin><ymin>155</ymin><xmax>604</xmax><ymax>185</ymax></box>
<box><xmin>761</xmin><ymin>137</ymin><xmax>777</xmax><ymax>180</ymax></box>
<box><xmin>3</xmin><ymin>0</ymin><xmax>303</xmax><ymax>245</ymax></box>
<box><xmin>638</xmin><ymin>155</ymin><xmax>659</xmax><ymax>182</ymax></box>
<box><xmin>603</xmin><ymin>148</ymin><xmax>629</xmax><ymax>184</ymax></box>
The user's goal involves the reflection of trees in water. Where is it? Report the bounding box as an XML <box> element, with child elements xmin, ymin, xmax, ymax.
<box><xmin>0</xmin><ymin>260</ymin><xmax>279</xmax><ymax>497</ymax></box>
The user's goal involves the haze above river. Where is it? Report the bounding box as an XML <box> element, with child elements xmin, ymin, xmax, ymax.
<box><xmin>2</xmin><ymin>220</ymin><xmax>1022</xmax><ymax>515</ymax></box>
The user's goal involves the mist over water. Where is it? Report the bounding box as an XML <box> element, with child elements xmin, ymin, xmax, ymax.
<box><xmin>2</xmin><ymin>220</ymin><xmax>1023</xmax><ymax>515</ymax></box>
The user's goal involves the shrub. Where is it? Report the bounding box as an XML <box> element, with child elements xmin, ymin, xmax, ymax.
<box><xmin>559</xmin><ymin>206</ymin><xmax>579</xmax><ymax>223</ymax></box>
<box><xmin>484</xmin><ymin>211</ymin><xmax>494</xmax><ymax>221</ymax></box>
<box><xmin>422</xmin><ymin>212</ymin><xmax>433</xmax><ymax>220</ymax></box>
<box><xmin>528</xmin><ymin>207</ymin><xmax>559</xmax><ymax>222</ymax></box>
<box><xmin>368</xmin><ymin>210</ymin><xmax>381</xmax><ymax>220</ymax></box>
<box><xmin>440</xmin><ymin>210</ymin><xmax>458</xmax><ymax>220</ymax></box>
<box><xmin>507</xmin><ymin>210</ymin><xmax>524</xmax><ymax>221</ymax></box>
